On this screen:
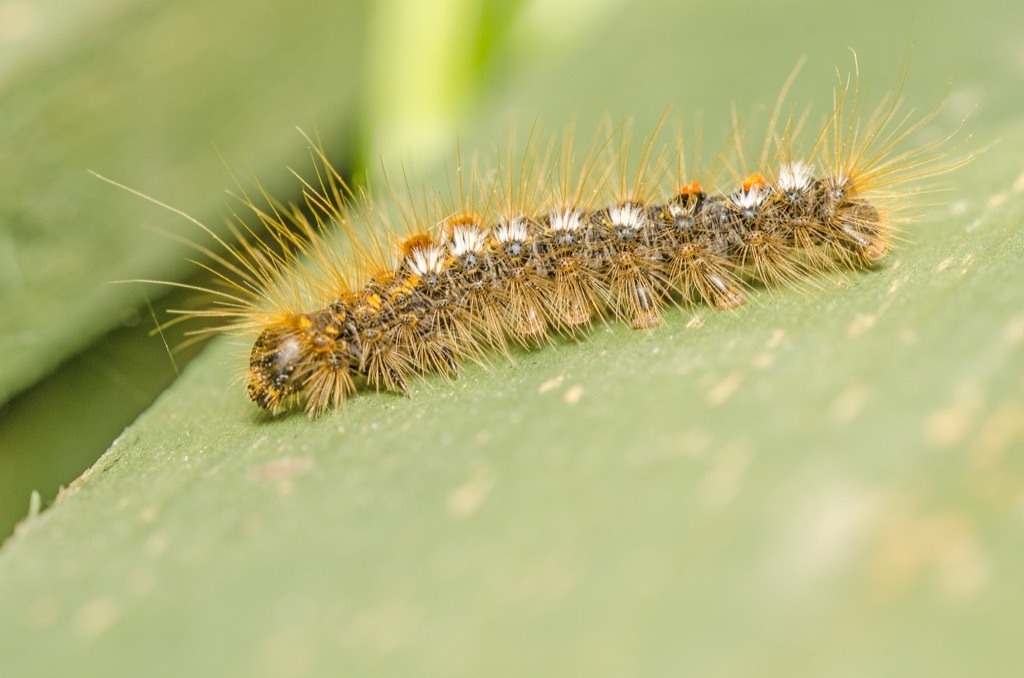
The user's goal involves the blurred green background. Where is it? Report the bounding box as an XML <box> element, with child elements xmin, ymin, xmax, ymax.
<box><xmin>1</xmin><ymin>0</ymin><xmax>1022</xmax><ymax>675</ymax></box>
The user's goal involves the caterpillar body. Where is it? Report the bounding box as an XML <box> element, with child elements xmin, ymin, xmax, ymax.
<box><xmin>116</xmin><ymin>67</ymin><xmax>960</xmax><ymax>416</ymax></box>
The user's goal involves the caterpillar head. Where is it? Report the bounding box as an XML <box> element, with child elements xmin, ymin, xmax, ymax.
<box><xmin>247</xmin><ymin>305</ymin><xmax>359</xmax><ymax>415</ymax></box>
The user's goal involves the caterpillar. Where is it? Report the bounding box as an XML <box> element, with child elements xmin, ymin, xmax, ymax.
<box><xmin>105</xmin><ymin>65</ymin><xmax>962</xmax><ymax>417</ymax></box>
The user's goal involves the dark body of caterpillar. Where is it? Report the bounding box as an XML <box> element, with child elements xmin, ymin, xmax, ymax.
<box><xmin>247</xmin><ymin>162</ymin><xmax>886</xmax><ymax>415</ymax></box>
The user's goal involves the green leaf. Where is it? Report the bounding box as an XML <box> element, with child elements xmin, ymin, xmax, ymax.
<box><xmin>2</xmin><ymin>0</ymin><xmax>1023</xmax><ymax>675</ymax></box>
<box><xmin>0</xmin><ymin>0</ymin><xmax>368</xmax><ymax>403</ymax></box>
<box><xmin>0</xmin><ymin>0</ymin><xmax>370</xmax><ymax>538</ymax></box>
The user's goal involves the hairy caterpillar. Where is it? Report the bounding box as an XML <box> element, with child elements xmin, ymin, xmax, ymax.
<box><xmin>105</xmin><ymin>65</ymin><xmax>962</xmax><ymax>417</ymax></box>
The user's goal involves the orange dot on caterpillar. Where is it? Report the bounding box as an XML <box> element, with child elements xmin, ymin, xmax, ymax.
<box><xmin>99</xmin><ymin>62</ymin><xmax>967</xmax><ymax>417</ymax></box>
<box><xmin>741</xmin><ymin>173</ymin><xmax>767</xmax><ymax>191</ymax></box>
